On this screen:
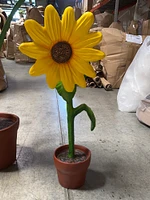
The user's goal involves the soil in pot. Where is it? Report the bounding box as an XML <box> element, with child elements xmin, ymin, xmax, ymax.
<box><xmin>0</xmin><ymin>118</ymin><xmax>14</xmax><ymax>130</ymax></box>
<box><xmin>57</xmin><ymin>149</ymin><xmax>87</xmax><ymax>163</ymax></box>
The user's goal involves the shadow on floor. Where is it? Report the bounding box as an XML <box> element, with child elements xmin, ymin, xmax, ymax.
<box><xmin>81</xmin><ymin>169</ymin><xmax>106</xmax><ymax>190</ymax></box>
<box><xmin>0</xmin><ymin>145</ymin><xmax>55</xmax><ymax>173</ymax></box>
<box><xmin>0</xmin><ymin>161</ymin><xmax>19</xmax><ymax>173</ymax></box>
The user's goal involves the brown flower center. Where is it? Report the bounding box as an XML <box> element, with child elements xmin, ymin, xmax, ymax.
<box><xmin>51</xmin><ymin>41</ymin><xmax>72</xmax><ymax>63</ymax></box>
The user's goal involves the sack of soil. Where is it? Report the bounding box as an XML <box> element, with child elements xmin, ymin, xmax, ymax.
<box><xmin>0</xmin><ymin>11</ymin><xmax>7</xmax><ymax>58</ymax></box>
<box><xmin>13</xmin><ymin>23</ymin><xmax>35</xmax><ymax>63</ymax></box>
<box><xmin>100</xmin><ymin>28</ymin><xmax>145</xmax><ymax>88</ymax></box>
<box><xmin>6</xmin><ymin>25</ymin><xmax>15</xmax><ymax>60</ymax></box>
<box><xmin>0</xmin><ymin>59</ymin><xmax>7</xmax><ymax>92</ymax></box>
<box><xmin>26</xmin><ymin>7</ymin><xmax>44</xmax><ymax>25</ymax></box>
<box><xmin>94</xmin><ymin>10</ymin><xmax>114</xmax><ymax>28</ymax></box>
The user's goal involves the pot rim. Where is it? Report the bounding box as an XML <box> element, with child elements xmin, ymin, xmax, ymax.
<box><xmin>54</xmin><ymin>144</ymin><xmax>91</xmax><ymax>165</ymax></box>
<box><xmin>0</xmin><ymin>113</ymin><xmax>19</xmax><ymax>132</ymax></box>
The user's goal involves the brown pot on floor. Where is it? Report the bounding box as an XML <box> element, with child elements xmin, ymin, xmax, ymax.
<box><xmin>54</xmin><ymin>144</ymin><xmax>91</xmax><ymax>189</ymax></box>
<box><xmin>0</xmin><ymin>113</ymin><xmax>19</xmax><ymax>170</ymax></box>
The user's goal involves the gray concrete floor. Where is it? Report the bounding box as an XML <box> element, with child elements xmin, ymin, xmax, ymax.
<box><xmin>0</xmin><ymin>58</ymin><xmax>150</xmax><ymax>200</ymax></box>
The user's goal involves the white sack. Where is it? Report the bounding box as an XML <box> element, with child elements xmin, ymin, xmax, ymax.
<box><xmin>117</xmin><ymin>36</ymin><xmax>150</xmax><ymax>112</ymax></box>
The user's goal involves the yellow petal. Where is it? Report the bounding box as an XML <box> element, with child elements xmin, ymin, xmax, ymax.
<box><xmin>60</xmin><ymin>63</ymin><xmax>75</xmax><ymax>92</ymax></box>
<box><xmin>44</xmin><ymin>5</ymin><xmax>61</xmax><ymax>42</ymax></box>
<box><xmin>61</xmin><ymin>7</ymin><xmax>76</xmax><ymax>41</ymax></box>
<box><xmin>69</xmin><ymin>12</ymin><xmax>94</xmax><ymax>44</ymax></box>
<box><xmin>19</xmin><ymin>43</ymin><xmax>50</xmax><ymax>59</ymax></box>
<box><xmin>75</xmin><ymin>48</ymin><xmax>105</xmax><ymax>62</ymax></box>
<box><xmin>46</xmin><ymin>63</ymin><xmax>60</xmax><ymax>89</ymax></box>
<box><xmin>70</xmin><ymin>57</ymin><xmax>96</xmax><ymax>78</ymax></box>
<box><xmin>73</xmin><ymin>32</ymin><xmax>102</xmax><ymax>48</ymax></box>
<box><xmin>69</xmin><ymin>64</ymin><xmax>86</xmax><ymax>88</ymax></box>
<box><xmin>29</xmin><ymin>58</ymin><xmax>53</xmax><ymax>76</ymax></box>
<box><xmin>24</xmin><ymin>20</ymin><xmax>52</xmax><ymax>48</ymax></box>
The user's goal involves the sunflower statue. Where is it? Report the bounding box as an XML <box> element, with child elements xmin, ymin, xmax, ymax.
<box><xmin>19</xmin><ymin>5</ymin><xmax>104</xmax><ymax>159</ymax></box>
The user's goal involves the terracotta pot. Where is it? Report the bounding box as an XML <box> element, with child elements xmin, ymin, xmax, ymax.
<box><xmin>54</xmin><ymin>144</ymin><xmax>91</xmax><ymax>189</ymax></box>
<box><xmin>0</xmin><ymin>113</ymin><xmax>19</xmax><ymax>170</ymax></box>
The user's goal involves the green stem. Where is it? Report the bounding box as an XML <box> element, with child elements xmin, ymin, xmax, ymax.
<box><xmin>67</xmin><ymin>99</ymin><xmax>75</xmax><ymax>158</ymax></box>
<box><xmin>0</xmin><ymin>0</ymin><xmax>25</xmax><ymax>49</ymax></box>
<box><xmin>56</xmin><ymin>82</ymin><xmax>96</xmax><ymax>158</ymax></box>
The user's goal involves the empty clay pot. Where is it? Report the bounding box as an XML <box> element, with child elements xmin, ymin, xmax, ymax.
<box><xmin>54</xmin><ymin>144</ymin><xmax>91</xmax><ymax>189</ymax></box>
<box><xmin>0</xmin><ymin>113</ymin><xmax>19</xmax><ymax>170</ymax></box>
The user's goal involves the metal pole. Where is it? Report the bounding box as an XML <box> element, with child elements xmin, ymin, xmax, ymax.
<box><xmin>114</xmin><ymin>0</ymin><xmax>120</xmax><ymax>22</ymax></box>
<box><xmin>87</xmin><ymin>0</ymin><xmax>93</xmax><ymax>11</ymax></box>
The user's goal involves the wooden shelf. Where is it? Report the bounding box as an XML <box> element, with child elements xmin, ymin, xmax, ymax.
<box><xmin>0</xmin><ymin>4</ymin><xmax>30</xmax><ymax>8</ymax></box>
<box><xmin>90</xmin><ymin>0</ymin><xmax>110</xmax><ymax>13</ymax></box>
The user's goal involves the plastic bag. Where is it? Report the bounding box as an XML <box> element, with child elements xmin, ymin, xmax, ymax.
<box><xmin>117</xmin><ymin>36</ymin><xmax>150</xmax><ymax>112</ymax></box>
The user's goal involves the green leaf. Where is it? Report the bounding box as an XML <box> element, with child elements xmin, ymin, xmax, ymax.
<box><xmin>74</xmin><ymin>103</ymin><xmax>96</xmax><ymax>131</ymax></box>
<box><xmin>56</xmin><ymin>82</ymin><xmax>76</xmax><ymax>102</ymax></box>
